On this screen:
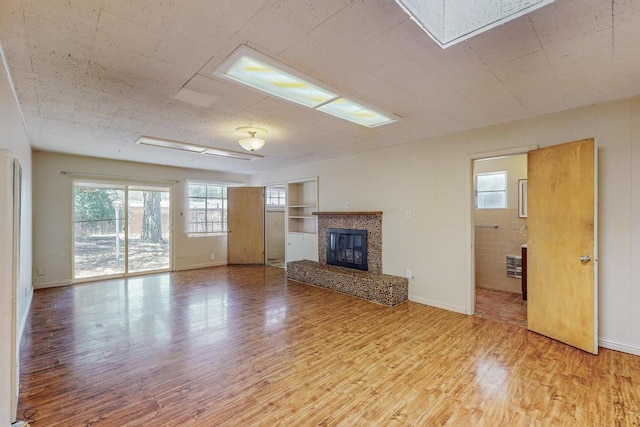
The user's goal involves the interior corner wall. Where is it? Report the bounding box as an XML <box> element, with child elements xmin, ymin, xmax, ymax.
<box><xmin>0</xmin><ymin>47</ymin><xmax>33</xmax><ymax>424</ymax></box>
<box><xmin>250</xmin><ymin>96</ymin><xmax>640</xmax><ymax>357</ymax></box>
<box><xmin>32</xmin><ymin>151</ymin><xmax>250</xmax><ymax>288</ymax></box>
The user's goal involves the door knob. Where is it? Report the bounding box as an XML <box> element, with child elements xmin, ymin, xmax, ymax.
<box><xmin>579</xmin><ymin>255</ymin><xmax>591</xmax><ymax>263</ymax></box>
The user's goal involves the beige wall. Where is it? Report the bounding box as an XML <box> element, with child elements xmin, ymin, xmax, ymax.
<box><xmin>251</xmin><ymin>96</ymin><xmax>640</xmax><ymax>356</ymax></box>
<box><xmin>0</xmin><ymin>47</ymin><xmax>33</xmax><ymax>424</ymax></box>
<box><xmin>474</xmin><ymin>209</ymin><xmax>527</xmax><ymax>293</ymax></box>
<box><xmin>32</xmin><ymin>151</ymin><xmax>250</xmax><ymax>287</ymax></box>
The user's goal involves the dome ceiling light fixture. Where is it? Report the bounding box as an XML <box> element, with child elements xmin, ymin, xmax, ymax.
<box><xmin>236</xmin><ymin>126</ymin><xmax>267</xmax><ymax>151</ymax></box>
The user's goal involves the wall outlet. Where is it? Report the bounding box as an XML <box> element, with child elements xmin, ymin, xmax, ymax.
<box><xmin>406</xmin><ymin>269</ymin><xmax>412</xmax><ymax>279</ymax></box>
<box><xmin>512</xmin><ymin>220</ymin><xmax>519</xmax><ymax>229</ymax></box>
<box><xmin>344</xmin><ymin>201</ymin><xmax>349</xmax><ymax>209</ymax></box>
<box><xmin>210</xmin><ymin>253</ymin><xmax>216</xmax><ymax>260</ymax></box>
<box><xmin>405</xmin><ymin>210</ymin><xmax>412</xmax><ymax>219</ymax></box>
<box><xmin>36</xmin><ymin>267</ymin><xmax>44</xmax><ymax>277</ymax></box>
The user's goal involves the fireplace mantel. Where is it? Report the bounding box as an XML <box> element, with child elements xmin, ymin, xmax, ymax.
<box><xmin>313</xmin><ymin>211</ymin><xmax>382</xmax><ymax>216</ymax></box>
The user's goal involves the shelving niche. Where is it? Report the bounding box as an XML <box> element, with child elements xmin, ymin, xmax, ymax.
<box><xmin>286</xmin><ymin>177</ymin><xmax>318</xmax><ymax>264</ymax></box>
<box><xmin>287</xmin><ymin>178</ymin><xmax>318</xmax><ymax>234</ymax></box>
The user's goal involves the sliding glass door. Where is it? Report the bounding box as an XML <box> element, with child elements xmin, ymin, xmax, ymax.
<box><xmin>127</xmin><ymin>186</ymin><xmax>171</xmax><ymax>273</ymax></box>
<box><xmin>73</xmin><ymin>181</ymin><xmax>171</xmax><ymax>280</ymax></box>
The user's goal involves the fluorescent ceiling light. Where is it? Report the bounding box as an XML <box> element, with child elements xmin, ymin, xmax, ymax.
<box><xmin>136</xmin><ymin>136</ymin><xmax>207</xmax><ymax>153</ymax></box>
<box><xmin>317</xmin><ymin>98</ymin><xmax>396</xmax><ymax>128</ymax></box>
<box><xmin>223</xmin><ymin>55</ymin><xmax>337</xmax><ymax>108</ymax></box>
<box><xmin>395</xmin><ymin>0</ymin><xmax>554</xmax><ymax>49</ymax></box>
<box><xmin>135</xmin><ymin>136</ymin><xmax>263</xmax><ymax>161</ymax></box>
<box><xmin>215</xmin><ymin>45</ymin><xmax>399</xmax><ymax>128</ymax></box>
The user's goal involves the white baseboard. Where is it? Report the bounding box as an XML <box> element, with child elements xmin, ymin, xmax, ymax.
<box><xmin>34</xmin><ymin>279</ymin><xmax>72</xmax><ymax>289</ymax></box>
<box><xmin>599</xmin><ymin>338</ymin><xmax>640</xmax><ymax>356</ymax></box>
<box><xmin>17</xmin><ymin>286</ymin><xmax>32</xmax><ymax>348</ymax></box>
<box><xmin>408</xmin><ymin>295</ymin><xmax>468</xmax><ymax>315</ymax></box>
<box><xmin>174</xmin><ymin>261</ymin><xmax>227</xmax><ymax>272</ymax></box>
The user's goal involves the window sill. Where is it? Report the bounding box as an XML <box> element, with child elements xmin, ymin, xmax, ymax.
<box><xmin>186</xmin><ymin>232</ymin><xmax>227</xmax><ymax>238</ymax></box>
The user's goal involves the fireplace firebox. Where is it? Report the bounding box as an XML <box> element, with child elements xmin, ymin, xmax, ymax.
<box><xmin>326</xmin><ymin>228</ymin><xmax>368</xmax><ymax>271</ymax></box>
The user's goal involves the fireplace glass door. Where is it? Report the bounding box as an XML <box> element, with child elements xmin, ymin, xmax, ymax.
<box><xmin>326</xmin><ymin>228</ymin><xmax>368</xmax><ymax>271</ymax></box>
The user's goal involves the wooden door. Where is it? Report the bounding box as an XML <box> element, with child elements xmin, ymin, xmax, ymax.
<box><xmin>527</xmin><ymin>138</ymin><xmax>598</xmax><ymax>354</ymax></box>
<box><xmin>227</xmin><ymin>187</ymin><xmax>265</xmax><ymax>265</ymax></box>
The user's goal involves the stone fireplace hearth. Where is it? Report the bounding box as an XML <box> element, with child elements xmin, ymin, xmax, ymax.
<box><xmin>286</xmin><ymin>211</ymin><xmax>408</xmax><ymax>306</ymax></box>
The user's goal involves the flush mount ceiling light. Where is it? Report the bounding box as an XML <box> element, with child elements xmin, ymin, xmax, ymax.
<box><xmin>135</xmin><ymin>136</ymin><xmax>263</xmax><ymax>161</ymax></box>
<box><xmin>214</xmin><ymin>45</ymin><xmax>398</xmax><ymax>128</ymax></box>
<box><xmin>395</xmin><ymin>0</ymin><xmax>554</xmax><ymax>48</ymax></box>
<box><xmin>235</xmin><ymin>126</ymin><xmax>267</xmax><ymax>151</ymax></box>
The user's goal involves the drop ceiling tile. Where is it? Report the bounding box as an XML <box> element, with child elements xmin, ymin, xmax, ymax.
<box><xmin>487</xmin><ymin>49</ymin><xmax>570</xmax><ymax>114</ymax></box>
<box><xmin>101</xmin><ymin>1</ymin><xmax>183</xmax><ymax>35</ymax></box>
<box><xmin>449</xmin><ymin>76</ymin><xmax>528</xmax><ymax>121</ymax></box>
<box><xmin>280</xmin><ymin>0</ymin><xmax>406</xmax><ymax>83</ymax></box>
<box><xmin>529</xmin><ymin>0</ymin><xmax>613</xmax><ymax>49</ymax></box>
<box><xmin>90</xmin><ymin>10</ymin><xmax>163</xmax><ymax>77</ymax></box>
<box><xmin>467</xmin><ymin>16</ymin><xmax>542</xmax><ymax>65</ymax></box>
<box><xmin>543</xmin><ymin>29</ymin><xmax>614</xmax><ymax>108</ymax></box>
<box><xmin>172</xmin><ymin>88</ymin><xmax>219</xmax><ymax>108</ymax></box>
<box><xmin>614</xmin><ymin>0</ymin><xmax>640</xmax><ymax>23</ymax></box>
<box><xmin>23</xmin><ymin>0</ymin><xmax>101</xmax><ymax>48</ymax></box>
<box><xmin>370</xmin><ymin>55</ymin><xmax>438</xmax><ymax>94</ymax></box>
<box><xmin>237</xmin><ymin>0</ymin><xmax>349</xmax><ymax>54</ymax></box>
<box><xmin>0</xmin><ymin>0</ymin><xmax>32</xmax><ymax>73</ymax></box>
<box><xmin>412</xmin><ymin>42</ymin><xmax>485</xmax><ymax>84</ymax></box>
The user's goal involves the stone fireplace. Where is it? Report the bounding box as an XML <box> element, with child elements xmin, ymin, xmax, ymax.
<box><xmin>286</xmin><ymin>211</ymin><xmax>408</xmax><ymax>306</ymax></box>
<box><xmin>317</xmin><ymin>211</ymin><xmax>382</xmax><ymax>274</ymax></box>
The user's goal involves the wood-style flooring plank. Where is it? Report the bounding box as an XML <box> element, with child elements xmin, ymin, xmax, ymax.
<box><xmin>16</xmin><ymin>265</ymin><xmax>640</xmax><ymax>426</ymax></box>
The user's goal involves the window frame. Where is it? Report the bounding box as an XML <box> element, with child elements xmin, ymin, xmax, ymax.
<box><xmin>187</xmin><ymin>182</ymin><xmax>228</xmax><ymax>235</ymax></box>
<box><xmin>475</xmin><ymin>171</ymin><xmax>507</xmax><ymax>209</ymax></box>
<box><xmin>266</xmin><ymin>186</ymin><xmax>286</xmax><ymax>210</ymax></box>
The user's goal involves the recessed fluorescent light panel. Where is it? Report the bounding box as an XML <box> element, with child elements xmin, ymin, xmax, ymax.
<box><xmin>395</xmin><ymin>0</ymin><xmax>554</xmax><ymax>49</ymax></box>
<box><xmin>224</xmin><ymin>55</ymin><xmax>337</xmax><ymax>108</ymax></box>
<box><xmin>317</xmin><ymin>98</ymin><xmax>396</xmax><ymax>127</ymax></box>
<box><xmin>214</xmin><ymin>45</ymin><xmax>398</xmax><ymax>128</ymax></box>
<box><xmin>135</xmin><ymin>136</ymin><xmax>263</xmax><ymax>161</ymax></box>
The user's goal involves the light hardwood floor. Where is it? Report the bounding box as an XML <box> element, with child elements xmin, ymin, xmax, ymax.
<box><xmin>475</xmin><ymin>287</ymin><xmax>527</xmax><ymax>328</ymax></box>
<box><xmin>17</xmin><ymin>266</ymin><xmax>640</xmax><ymax>425</ymax></box>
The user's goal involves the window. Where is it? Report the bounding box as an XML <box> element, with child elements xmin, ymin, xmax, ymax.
<box><xmin>266</xmin><ymin>187</ymin><xmax>286</xmax><ymax>208</ymax></box>
<box><xmin>188</xmin><ymin>183</ymin><xmax>227</xmax><ymax>233</ymax></box>
<box><xmin>476</xmin><ymin>172</ymin><xmax>506</xmax><ymax>208</ymax></box>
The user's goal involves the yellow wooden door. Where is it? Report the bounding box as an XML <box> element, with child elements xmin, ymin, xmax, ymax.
<box><xmin>527</xmin><ymin>138</ymin><xmax>598</xmax><ymax>354</ymax></box>
<box><xmin>227</xmin><ymin>187</ymin><xmax>265</xmax><ymax>265</ymax></box>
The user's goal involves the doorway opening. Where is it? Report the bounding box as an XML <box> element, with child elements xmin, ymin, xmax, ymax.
<box><xmin>73</xmin><ymin>180</ymin><xmax>172</xmax><ymax>281</ymax></box>
<box><xmin>265</xmin><ymin>184</ymin><xmax>286</xmax><ymax>268</ymax></box>
<box><xmin>473</xmin><ymin>154</ymin><xmax>527</xmax><ymax>326</ymax></box>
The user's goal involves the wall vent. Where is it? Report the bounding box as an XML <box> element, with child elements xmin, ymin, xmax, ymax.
<box><xmin>506</xmin><ymin>255</ymin><xmax>522</xmax><ymax>278</ymax></box>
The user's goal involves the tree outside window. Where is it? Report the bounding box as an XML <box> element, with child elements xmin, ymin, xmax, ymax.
<box><xmin>188</xmin><ymin>183</ymin><xmax>227</xmax><ymax>233</ymax></box>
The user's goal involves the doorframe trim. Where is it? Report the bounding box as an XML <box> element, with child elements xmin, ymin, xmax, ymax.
<box><xmin>593</xmin><ymin>138</ymin><xmax>599</xmax><ymax>353</ymax></box>
<box><xmin>465</xmin><ymin>144</ymin><xmax>538</xmax><ymax>315</ymax></box>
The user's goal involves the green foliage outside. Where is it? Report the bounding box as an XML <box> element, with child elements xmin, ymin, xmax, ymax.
<box><xmin>74</xmin><ymin>187</ymin><xmax>123</xmax><ymax>223</ymax></box>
